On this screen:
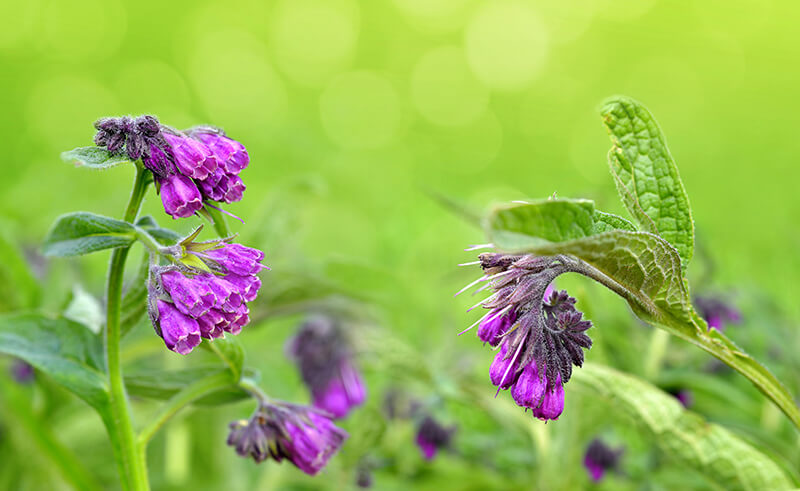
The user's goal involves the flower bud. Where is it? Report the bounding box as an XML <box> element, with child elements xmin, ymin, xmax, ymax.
<box><xmin>195</xmin><ymin>132</ymin><xmax>250</xmax><ymax>174</ymax></box>
<box><xmin>155</xmin><ymin>300</ymin><xmax>202</xmax><ymax>355</ymax></box>
<box><xmin>159</xmin><ymin>174</ymin><xmax>203</xmax><ymax>219</ymax></box>
<box><xmin>490</xmin><ymin>342</ymin><xmax>519</xmax><ymax>389</ymax></box>
<box><xmin>510</xmin><ymin>361</ymin><xmax>546</xmax><ymax>409</ymax></box>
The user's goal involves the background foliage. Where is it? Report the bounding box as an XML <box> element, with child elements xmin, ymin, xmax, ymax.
<box><xmin>1</xmin><ymin>0</ymin><xmax>799</xmax><ymax>489</ymax></box>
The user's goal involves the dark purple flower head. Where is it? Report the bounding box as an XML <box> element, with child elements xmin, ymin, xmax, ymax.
<box><xmin>10</xmin><ymin>359</ymin><xmax>35</xmax><ymax>384</ymax></box>
<box><xmin>667</xmin><ymin>388</ymin><xmax>693</xmax><ymax>408</ymax></box>
<box><xmin>287</xmin><ymin>316</ymin><xmax>366</xmax><ymax>419</ymax></box>
<box><xmin>694</xmin><ymin>295</ymin><xmax>741</xmax><ymax>331</ymax></box>
<box><xmin>147</xmin><ymin>231</ymin><xmax>265</xmax><ymax>354</ymax></box>
<box><xmin>415</xmin><ymin>416</ymin><xmax>456</xmax><ymax>460</ymax></box>
<box><xmin>227</xmin><ymin>402</ymin><xmax>348</xmax><ymax>475</ymax></box>
<box><xmin>93</xmin><ymin>115</ymin><xmax>167</xmax><ymax>162</ymax></box>
<box><xmin>583</xmin><ymin>439</ymin><xmax>623</xmax><ymax>482</ymax></box>
<box><xmin>459</xmin><ymin>253</ymin><xmax>593</xmax><ymax>421</ymax></box>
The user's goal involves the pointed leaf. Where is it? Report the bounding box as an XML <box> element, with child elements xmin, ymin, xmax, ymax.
<box><xmin>125</xmin><ymin>367</ymin><xmax>250</xmax><ymax>406</ymax></box>
<box><xmin>0</xmin><ymin>313</ymin><xmax>109</xmax><ymax>411</ymax></box>
<box><xmin>61</xmin><ymin>146</ymin><xmax>133</xmax><ymax>170</ymax></box>
<box><xmin>573</xmin><ymin>364</ymin><xmax>795</xmax><ymax>490</ymax></box>
<box><xmin>601</xmin><ymin>96</ymin><xmax>694</xmax><ymax>269</ymax></box>
<box><xmin>43</xmin><ymin>212</ymin><xmax>135</xmax><ymax>256</ymax></box>
<box><xmin>135</xmin><ymin>216</ymin><xmax>181</xmax><ymax>246</ymax></box>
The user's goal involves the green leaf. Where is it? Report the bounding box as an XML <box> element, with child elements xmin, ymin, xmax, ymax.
<box><xmin>592</xmin><ymin>210</ymin><xmax>637</xmax><ymax>233</ymax></box>
<box><xmin>62</xmin><ymin>285</ymin><xmax>104</xmax><ymax>334</ymax></box>
<box><xmin>573</xmin><ymin>364</ymin><xmax>795</xmax><ymax>490</ymax></box>
<box><xmin>601</xmin><ymin>96</ymin><xmax>695</xmax><ymax>269</ymax></box>
<box><xmin>205</xmin><ymin>336</ymin><xmax>245</xmax><ymax>381</ymax></box>
<box><xmin>135</xmin><ymin>216</ymin><xmax>181</xmax><ymax>245</ymax></box>
<box><xmin>125</xmin><ymin>367</ymin><xmax>249</xmax><ymax>406</ymax></box>
<box><xmin>0</xmin><ymin>313</ymin><xmax>109</xmax><ymax>411</ymax></box>
<box><xmin>120</xmin><ymin>254</ymin><xmax>149</xmax><ymax>338</ymax></box>
<box><xmin>61</xmin><ymin>146</ymin><xmax>133</xmax><ymax>170</ymax></box>
<box><xmin>43</xmin><ymin>212</ymin><xmax>135</xmax><ymax>257</ymax></box>
<box><xmin>488</xmin><ymin>199</ymin><xmax>599</xmax><ymax>249</ymax></box>
<box><xmin>0</xmin><ymin>230</ymin><xmax>41</xmax><ymax>312</ymax></box>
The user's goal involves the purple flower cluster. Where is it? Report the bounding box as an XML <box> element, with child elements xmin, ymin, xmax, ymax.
<box><xmin>415</xmin><ymin>416</ymin><xmax>456</xmax><ymax>460</ymax></box>
<box><xmin>149</xmin><ymin>241</ymin><xmax>265</xmax><ymax>354</ymax></box>
<box><xmin>227</xmin><ymin>402</ymin><xmax>347</xmax><ymax>475</ymax></box>
<box><xmin>93</xmin><ymin>116</ymin><xmax>249</xmax><ymax>220</ymax></box>
<box><xmin>583</xmin><ymin>438</ymin><xmax>623</xmax><ymax>482</ymax></box>
<box><xmin>288</xmin><ymin>316</ymin><xmax>366</xmax><ymax>419</ymax></box>
<box><xmin>460</xmin><ymin>254</ymin><xmax>593</xmax><ymax>421</ymax></box>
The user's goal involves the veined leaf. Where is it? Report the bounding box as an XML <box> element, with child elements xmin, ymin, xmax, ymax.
<box><xmin>43</xmin><ymin>212</ymin><xmax>135</xmax><ymax>256</ymax></box>
<box><xmin>0</xmin><ymin>313</ymin><xmax>109</xmax><ymax>411</ymax></box>
<box><xmin>204</xmin><ymin>336</ymin><xmax>245</xmax><ymax>381</ymax></box>
<box><xmin>601</xmin><ymin>96</ymin><xmax>695</xmax><ymax>269</ymax></box>
<box><xmin>61</xmin><ymin>146</ymin><xmax>132</xmax><ymax>170</ymax></box>
<box><xmin>135</xmin><ymin>215</ymin><xmax>181</xmax><ymax>246</ymax></box>
<box><xmin>573</xmin><ymin>364</ymin><xmax>795</xmax><ymax>490</ymax></box>
<box><xmin>125</xmin><ymin>367</ymin><xmax>249</xmax><ymax>406</ymax></box>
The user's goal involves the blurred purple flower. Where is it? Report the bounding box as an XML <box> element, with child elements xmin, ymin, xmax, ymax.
<box><xmin>667</xmin><ymin>388</ymin><xmax>694</xmax><ymax>408</ymax></box>
<box><xmin>10</xmin><ymin>360</ymin><xmax>34</xmax><ymax>384</ymax></box>
<box><xmin>415</xmin><ymin>416</ymin><xmax>456</xmax><ymax>460</ymax></box>
<box><xmin>694</xmin><ymin>295</ymin><xmax>741</xmax><ymax>331</ymax></box>
<box><xmin>583</xmin><ymin>438</ymin><xmax>623</xmax><ymax>482</ymax></box>
<box><xmin>459</xmin><ymin>254</ymin><xmax>593</xmax><ymax>421</ymax></box>
<box><xmin>227</xmin><ymin>402</ymin><xmax>347</xmax><ymax>475</ymax></box>
<box><xmin>288</xmin><ymin>316</ymin><xmax>366</xmax><ymax>419</ymax></box>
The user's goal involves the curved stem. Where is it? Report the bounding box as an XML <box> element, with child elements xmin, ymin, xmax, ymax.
<box><xmin>205</xmin><ymin>204</ymin><xmax>231</xmax><ymax>238</ymax></box>
<box><xmin>137</xmin><ymin>372</ymin><xmax>234</xmax><ymax>446</ymax></box>
<box><xmin>105</xmin><ymin>164</ymin><xmax>151</xmax><ymax>490</ymax></box>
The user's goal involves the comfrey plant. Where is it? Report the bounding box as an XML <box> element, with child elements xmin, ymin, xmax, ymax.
<box><xmin>287</xmin><ymin>315</ymin><xmax>366</xmax><ymax>418</ymax></box>
<box><xmin>0</xmin><ymin>115</ymin><xmax>346</xmax><ymax>490</ymax></box>
<box><xmin>456</xmin><ymin>96</ymin><xmax>800</xmax><ymax>434</ymax></box>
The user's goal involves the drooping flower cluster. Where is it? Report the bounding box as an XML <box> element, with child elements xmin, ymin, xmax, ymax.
<box><xmin>287</xmin><ymin>316</ymin><xmax>366</xmax><ymax>419</ymax></box>
<box><xmin>583</xmin><ymin>438</ymin><xmax>623</xmax><ymax>482</ymax></box>
<box><xmin>227</xmin><ymin>401</ymin><xmax>347</xmax><ymax>475</ymax></box>
<box><xmin>10</xmin><ymin>359</ymin><xmax>35</xmax><ymax>384</ymax></box>
<box><xmin>694</xmin><ymin>295</ymin><xmax>741</xmax><ymax>332</ymax></box>
<box><xmin>460</xmin><ymin>253</ymin><xmax>593</xmax><ymax>421</ymax></box>
<box><xmin>148</xmin><ymin>234</ymin><xmax>265</xmax><ymax>354</ymax></box>
<box><xmin>93</xmin><ymin>116</ymin><xmax>249</xmax><ymax>219</ymax></box>
<box><xmin>415</xmin><ymin>415</ymin><xmax>456</xmax><ymax>460</ymax></box>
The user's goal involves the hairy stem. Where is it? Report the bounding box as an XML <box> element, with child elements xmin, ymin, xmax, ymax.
<box><xmin>105</xmin><ymin>164</ymin><xmax>151</xmax><ymax>490</ymax></box>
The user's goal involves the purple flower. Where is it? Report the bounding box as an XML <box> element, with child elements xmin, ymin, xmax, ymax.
<box><xmin>148</xmin><ymin>235</ymin><xmax>265</xmax><ymax>354</ymax></box>
<box><xmin>477</xmin><ymin>308</ymin><xmax>516</xmax><ymax>346</ymax></box>
<box><xmin>667</xmin><ymin>388</ymin><xmax>693</xmax><ymax>408</ymax></box>
<box><xmin>694</xmin><ymin>295</ymin><xmax>741</xmax><ymax>331</ymax></box>
<box><xmin>415</xmin><ymin>416</ymin><xmax>456</xmax><ymax>460</ymax></box>
<box><xmin>155</xmin><ymin>300</ymin><xmax>201</xmax><ymax>355</ymax></box>
<box><xmin>583</xmin><ymin>439</ymin><xmax>623</xmax><ymax>482</ymax></box>
<box><xmin>201</xmin><ymin>243</ymin><xmax>265</xmax><ymax>276</ymax></box>
<box><xmin>459</xmin><ymin>254</ymin><xmax>593</xmax><ymax>421</ymax></box>
<box><xmin>94</xmin><ymin>115</ymin><xmax>163</xmax><ymax>161</ymax></box>
<box><xmin>195</xmin><ymin>132</ymin><xmax>250</xmax><ymax>174</ymax></box>
<box><xmin>227</xmin><ymin>403</ymin><xmax>347</xmax><ymax>475</ymax></box>
<box><xmin>163</xmin><ymin>133</ymin><xmax>218</xmax><ymax>180</ymax></box>
<box><xmin>159</xmin><ymin>174</ymin><xmax>203</xmax><ymax>219</ymax></box>
<box><xmin>288</xmin><ymin>316</ymin><xmax>367</xmax><ymax>419</ymax></box>
<box><xmin>10</xmin><ymin>359</ymin><xmax>35</xmax><ymax>384</ymax></box>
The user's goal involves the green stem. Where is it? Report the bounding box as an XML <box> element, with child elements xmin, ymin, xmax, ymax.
<box><xmin>644</xmin><ymin>329</ymin><xmax>670</xmax><ymax>380</ymax></box>
<box><xmin>137</xmin><ymin>372</ymin><xmax>234</xmax><ymax>446</ymax></box>
<box><xmin>205</xmin><ymin>205</ymin><xmax>231</xmax><ymax>238</ymax></box>
<box><xmin>105</xmin><ymin>165</ymin><xmax>151</xmax><ymax>490</ymax></box>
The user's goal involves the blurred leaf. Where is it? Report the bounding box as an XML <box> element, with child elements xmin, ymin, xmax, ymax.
<box><xmin>573</xmin><ymin>363</ymin><xmax>795</xmax><ymax>490</ymax></box>
<box><xmin>601</xmin><ymin>96</ymin><xmax>694</xmax><ymax>269</ymax></box>
<box><xmin>43</xmin><ymin>212</ymin><xmax>135</xmax><ymax>257</ymax></box>
<box><xmin>120</xmin><ymin>254</ymin><xmax>149</xmax><ymax>338</ymax></box>
<box><xmin>61</xmin><ymin>146</ymin><xmax>132</xmax><ymax>170</ymax></box>
<box><xmin>63</xmin><ymin>285</ymin><xmax>104</xmax><ymax>334</ymax></box>
<box><xmin>0</xmin><ymin>231</ymin><xmax>41</xmax><ymax>312</ymax></box>
<box><xmin>125</xmin><ymin>367</ymin><xmax>249</xmax><ymax>406</ymax></box>
<box><xmin>205</xmin><ymin>336</ymin><xmax>245</xmax><ymax>381</ymax></box>
<box><xmin>135</xmin><ymin>215</ymin><xmax>181</xmax><ymax>245</ymax></box>
<box><xmin>0</xmin><ymin>313</ymin><xmax>109</xmax><ymax>411</ymax></box>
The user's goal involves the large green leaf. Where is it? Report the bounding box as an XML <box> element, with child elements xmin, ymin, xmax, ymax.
<box><xmin>126</xmin><ymin>367</ymin><xmax>249</xmax><ymax>406</ymax></box>
<box><xmin>573</xmin><ymin>364</ymin><xmax>795</xmax><ymax>490</ymax></box>
<box><xmin>61</xmin><ymin>146</ymin><xmax>132</xmax><ymax>170</ymax></box>
<box><xmin>601</xmin><ymin>96</ymin><xmax>695</xmax><ymax>269</ymax></box>
<box><xmin>487</xmin><ymin>200</ymin><xmax>693</xmax><ymax>328</ymax></box>
<box><xmin>43</xmin><ymin>212</ymin><xmax>135</xmax><ymax>256</ymax></box>
<box><xmin>0</xmin><ymin>313</ymin><xmax>109</xmax><ymax>411</ymax></box>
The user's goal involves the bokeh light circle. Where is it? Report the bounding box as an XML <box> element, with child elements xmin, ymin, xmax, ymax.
<box><xmin>269</xmin><ymin>0</ymin><xmax>360</xmax><ymax>88</ymax></box>
<box><xmin>320</xmin><ymin>71</ymin><xmax>402</xmax><ymax>149</ymax></box>
<box><xmin>41</xmin><ymin>0</ymin><xmax>126</xmax><ymax>61</ymax></box>
<box><xmin>465</xmin><ymin>1</ymin><xmax>549</xmax><ymax>91</ymax></box>
<box><xmin>391</xmin><ymin>0</ymin><xmax>475</xmax><ymax>34</ymax></box>
<box><xmin>411</xmin><ymin>45</ymin><xmax>489</xmax><ymax>127</ymax></box>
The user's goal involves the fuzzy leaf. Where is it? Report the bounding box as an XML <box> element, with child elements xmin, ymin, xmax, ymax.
<box><xmin>573</xmin><ymin>364</ymin><xmax>795</xmax><ymax>490</ymax></box>
<box><xmin>0</xmin><ymin>313</ymin><xmax>109</xmax><ymax>411</ymax></box>
<box><xmin>601</xmin><ymin>96</ymin><xmax>694</xmax><ymax>269</ymax></box>
<box><xmin>61</xmin><ymin>146</ymin><xmax>133</xmax><ymax>169</ymax></box>
<box><xmin>43</xmin><ymin>212</ymin><xmax>135</xmax><ymax>256</ymax></box>
<box><xmin>488</xmin><ymin>199</ymin><xmax>598</xmax><ymax>248</ymax></box>
<box><xmin>135</xmin><ymin>216</ymin><xmax>181</xmax><ymax>245</ymax></box>
<box><xmin>125</xmin><ymin>367</ymin><xmax>247</xmax><ymax>406</ymax></box>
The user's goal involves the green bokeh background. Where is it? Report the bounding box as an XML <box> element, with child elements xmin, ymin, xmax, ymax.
<box><xmin>1</xmin><ymin>0</ymin><xmax>799</xmax><ymax>489</ymax></box>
